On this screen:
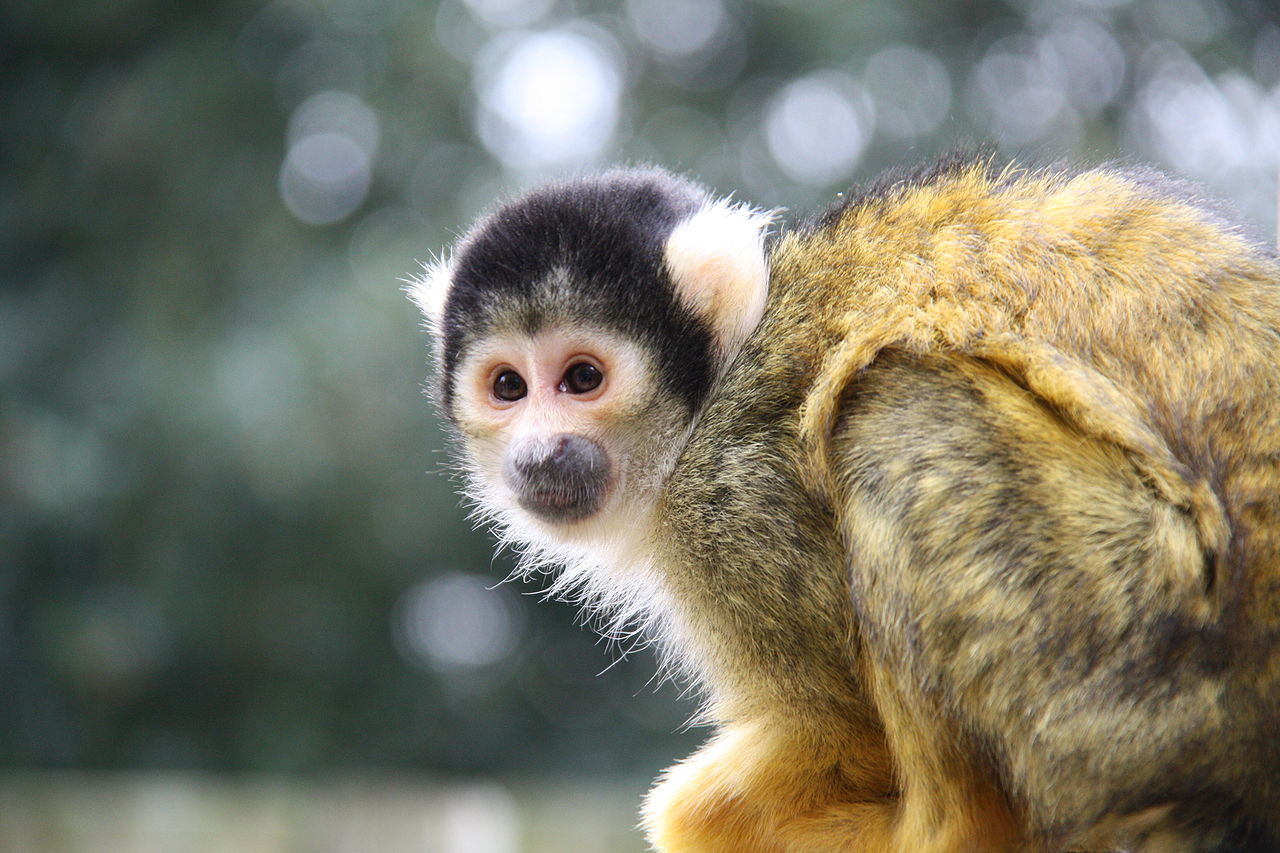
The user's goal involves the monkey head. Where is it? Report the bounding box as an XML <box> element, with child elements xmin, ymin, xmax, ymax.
<box><xmin>408</xmin><ymin>169</ymin><xmax>773</xmax><ymax>552</ymax></box>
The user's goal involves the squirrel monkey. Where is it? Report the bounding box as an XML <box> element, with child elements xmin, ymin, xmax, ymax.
<box><xmin>409</xmin><ymin>159</ymin><xmax>1280</xmax><ymax>852</ymax></box>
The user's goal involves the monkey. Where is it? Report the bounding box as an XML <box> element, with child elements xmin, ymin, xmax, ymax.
<box><xmin>407</xmin><ymin>157</ymin><xmax>1280</xmax><ymax>853</ymax></box>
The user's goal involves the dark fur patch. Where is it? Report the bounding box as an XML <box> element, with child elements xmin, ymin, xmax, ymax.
<box><xmin>440</xmin><ymin>170</ymin><xmax>717</xmax><ymax>417</ymax></box>
<box><xmin>1210</xmin><ymin>818</ymin><xmax>1280</xmax><ymax>853</ymax></box>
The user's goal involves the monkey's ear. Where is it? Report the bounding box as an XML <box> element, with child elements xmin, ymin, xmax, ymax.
<box><xmin>404</xmin><ymin>251</ymin><xmax>454</xmax><ymax>335</ymax></box>
<box><xmin>664</xmin><ymin>199</ymin><xmax>775</xmax><ymax>358</ymax></box>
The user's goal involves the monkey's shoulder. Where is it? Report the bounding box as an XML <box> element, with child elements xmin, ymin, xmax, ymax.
<box><xmin>762</xmin><ymin>162</ymin><xmax>1280</xmax><ymax>496</ymax></box>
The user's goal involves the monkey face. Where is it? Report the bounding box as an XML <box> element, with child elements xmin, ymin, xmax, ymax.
<box><xmin>451</xmin><ymin>323</ymin><xmax>677</xmax><ymax>531</ymax></box>
<box><xmin>407</xmin><ymin>167</ymin><xmax>774</xmax><ymax>593</ymax></box>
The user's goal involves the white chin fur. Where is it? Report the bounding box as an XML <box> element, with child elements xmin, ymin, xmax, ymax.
<box><xmin>663</xmin><ymin>198</ymin><xmax>776</xmax><ymax>358</ymax></box>
<box><xmin>462</xmin><ymin>469</ymin><xmax>680</xmax><ymax>652</ymax></box>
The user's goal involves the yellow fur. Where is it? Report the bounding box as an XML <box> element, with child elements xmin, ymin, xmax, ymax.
<box><xmin>647</xmin><ymin>161</ymin><xmax>1280</xmax><ymax>851</ymax></box>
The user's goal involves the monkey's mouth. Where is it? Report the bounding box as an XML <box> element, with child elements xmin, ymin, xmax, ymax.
<box><xmin>531</xmin><ymin>489</ymin><xmax>583</xmax><ymax>509</ymax></box>
<box><xmin>520</xmin><ymin>486</ymin><xmax>607</xmax><ymax>523</ymax></box>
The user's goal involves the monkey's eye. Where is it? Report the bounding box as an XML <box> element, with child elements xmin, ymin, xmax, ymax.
<box><xmin>492</xmin><ymin>369</ymin><xmax>527</xmax><ymax>402</ymax></box>
<box><xmin>562</xmin><ymin>362</ymin><xmax>602</xmax><ymax>394</ymax></box>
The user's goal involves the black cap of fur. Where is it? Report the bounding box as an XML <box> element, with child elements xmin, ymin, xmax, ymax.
<box><xmin>439</xmin><ymin>169</ymin><xmax>717</xmax><ymax>418</ymax></box>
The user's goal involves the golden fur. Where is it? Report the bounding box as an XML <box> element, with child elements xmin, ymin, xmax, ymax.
<box><xmin>644</xmin><ymin>160</ymin><xmax>1280</xmax><ymax>851</ymax></box>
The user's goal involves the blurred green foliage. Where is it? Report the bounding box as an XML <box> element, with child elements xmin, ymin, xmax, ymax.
<box><xmin>2</xmin><ymin>0</ymin><xmax>1277</xmax><ymax>779</ymax></box>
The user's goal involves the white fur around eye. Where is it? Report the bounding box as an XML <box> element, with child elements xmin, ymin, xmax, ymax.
<box><xmin>664</xmin><ymin>199</ymin><xmax>776</xmax><ymax>357</ymax></box>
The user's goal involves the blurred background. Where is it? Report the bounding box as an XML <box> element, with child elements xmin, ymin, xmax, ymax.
<box><xmin>3</xmin><ymin>0</ymin><xmax>1279</xmax><ymax>850</ymax></box>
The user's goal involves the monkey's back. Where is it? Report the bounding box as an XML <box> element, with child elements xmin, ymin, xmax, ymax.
<box><xmin>769</xmin><ymin>161</ymin><xmax>1280</xmax><ymax>617</ymax></box>
<box><xmin>666</xmin><ymin>160</ymin><xmax>1280</xmax><ymax>846</ymax></box>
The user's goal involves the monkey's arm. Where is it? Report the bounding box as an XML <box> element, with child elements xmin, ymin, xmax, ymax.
<box><xmin>828</xmin><ymin>348</ymin><xmax>1256</xmax><ymax>851</ymax></box>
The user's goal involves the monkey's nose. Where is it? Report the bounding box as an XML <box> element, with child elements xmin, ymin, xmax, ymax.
<box><xmin>504</xmin><ymin>433</ymin><xmax>611</xmax><ymax>523</ymax></box>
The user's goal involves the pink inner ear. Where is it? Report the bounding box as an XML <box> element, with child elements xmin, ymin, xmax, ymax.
<box><xmin>679</xmin><ymin>256</ymin><xmax>734</xmax><ymax>315</ymax></box>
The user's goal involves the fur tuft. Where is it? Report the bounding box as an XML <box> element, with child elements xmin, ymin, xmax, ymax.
<box><xmin>403</xmin><ymin>250</ymin><xmax>454</xmax><ymax>337</ymax></box>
